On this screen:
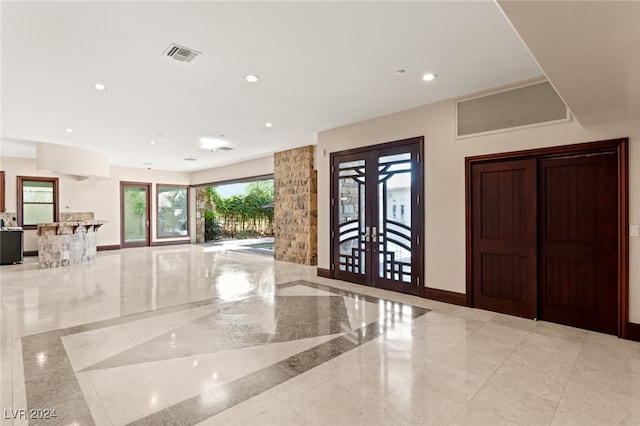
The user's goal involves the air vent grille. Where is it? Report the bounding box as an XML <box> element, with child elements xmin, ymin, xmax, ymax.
<box><xmin>457</xmin><ymin>81</ymin><xmax>568</xmax><ymax>137</ymax></box>
<box><xmin>164</xmin><ymin>43</ymin><xmax>201</xmax><ymax>63</ymax></box>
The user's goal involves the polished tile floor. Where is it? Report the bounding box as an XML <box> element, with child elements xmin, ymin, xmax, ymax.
<box><xmin>1</xmin><ymin>245</ymin><xmax>640</xmax><ymax>425</ymax></box>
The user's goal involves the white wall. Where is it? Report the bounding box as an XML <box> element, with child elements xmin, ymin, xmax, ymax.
<box><xmin>191</xmin><ymin>155</ymin><xmax>273</xmax><ymax>186</ymax></box>
<box><xmin>1</xmin><ymin>157</ymin><xmax>191</xmax><ymax>251</ymax></box>
<box><xmin>317</xmin><ymin>96</ymin><xmax>640</xmax><ymax>323</ymax></box>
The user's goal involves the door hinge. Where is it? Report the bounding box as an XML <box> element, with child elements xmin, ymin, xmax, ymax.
<box><xmin>331</xmin><ymin>197</ymin><xmax>335</xmax><ymax>206</ymax></box>
<box><xmin>417</xmin><ymin>153</ymin><xmax>420</xmax><ymax>163</ymax></box>
<box><xmin>331</xmin><ymin>230</ymin><xmax>335</xmax><ymax>238</ymax></box>
<box><xmin>331</xmin><ymin>165</ymin><xmax>335</xmax><ymax>173</ymax></box>
<box><xmin>417</xmin><ymin>194</ymin><xmax>420</xmax><ymax>204</ymax></box>
<box><xmin>331</xmin><ymin>263</ymin><xmax>335</xmax><ymax>270</ymax></box>
<box><xmin>417</xmin><ymin>235</ymin><xmax>420</xmax><ymax>245</ymax></box>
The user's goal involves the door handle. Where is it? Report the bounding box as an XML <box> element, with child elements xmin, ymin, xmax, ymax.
<box><xmin>372</xmin><ymin>227</ymin><xmax>377</xmax><ymax>243</ymax></box>
<box><xmin>364</xmin><ymin>226</ymin><xmax>370</xmax><ymax>242</ymax></box>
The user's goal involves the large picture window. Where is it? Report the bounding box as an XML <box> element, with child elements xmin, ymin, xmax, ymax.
<box><xmin>157</xmin><ymin>185</ymin><xmax>189</xmax><ymax>238</ymax></box>
<box><xmin>18</xmin><ymin>176</ymin><xmax>59</xmax><ymax>229</ymax></box>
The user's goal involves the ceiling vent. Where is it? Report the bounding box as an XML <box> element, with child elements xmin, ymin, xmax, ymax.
<box><xmin>164</xmin><ymin>43</ymin><xmax>201</xmax><ymax>63</ymax></box>
<box><xmin>456</xmin><ymin>81</ymin><xmax>569</xmax><ymax>138</ymax></box>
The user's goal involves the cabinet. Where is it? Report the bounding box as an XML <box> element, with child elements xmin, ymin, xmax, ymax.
<box><xmin>0</xmin><ymin>230</ymin><xmax>23</xmax><ymax>265</ymax></box>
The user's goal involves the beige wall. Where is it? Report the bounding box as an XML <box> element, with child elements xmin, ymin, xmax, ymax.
<box><xmin>317</xmin><ymin>97</ymin><xmax>640</xmax><ymax>323</ymax></box>
<box><xmin>1</xmin><ymin>157</ymin><xmax>191</xmax><ymax>251</ymax></box>
<box><xmin>190</xmin><ymin>155</ymin><xmax>273</xmax><ymax>186</ymax></box>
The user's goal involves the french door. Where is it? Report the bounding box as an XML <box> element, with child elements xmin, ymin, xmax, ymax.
<box><xmin>331</xmin><ymin>137</ymin><xmax>424</xmax><ymax>296</ymax></box>
<box><xmin>121</xmin><ymin>182</ymin><xmax>151</xmax><ymax>248</ymax></box>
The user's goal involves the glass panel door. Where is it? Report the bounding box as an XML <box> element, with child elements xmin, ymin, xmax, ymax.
<box><xmin>331</xmin><ymin>138</ymin><xmax>423</xmax><ymax>296</ymax></box>
<box><xmin>121</xmin><ymin>183</ymin><xmax>151</xmax><ymax>247</ymax></box>
<box><xmin>335</xmin><ymin>158</ymin><xmax>369</xmax><ymax>284</ymax></box>
<box><xmin>377</xmin><ymin>153</ymin><xmax>413</xmax><ymax>283</ymax></box>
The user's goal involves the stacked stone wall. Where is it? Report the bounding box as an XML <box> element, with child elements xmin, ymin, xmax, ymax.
<box><xmin>195</xmin><ymin>187</ymin><xmax>206</xmax><ymax>243</ymax></box>
<box><xmin>274</xmin><ymin>146</ymin><xmax>317</xmax><ymax>265</ymax></box>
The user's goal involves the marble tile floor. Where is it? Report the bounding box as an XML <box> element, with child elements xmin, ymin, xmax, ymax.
<box><xmin>1</xmin><ymin>245</ymin><xmax>640</xmax><ymax>425</ymax></box>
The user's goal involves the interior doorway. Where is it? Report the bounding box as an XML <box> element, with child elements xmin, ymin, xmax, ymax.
<box><xmin>466</xmin><ymin>138</ymin><xmax>628</xmax><ymax>336</ymax></box>
<box><xmin>330</xmin><ymin>137</ymin><xmax>424</xmax><ymax>296</ymax></box>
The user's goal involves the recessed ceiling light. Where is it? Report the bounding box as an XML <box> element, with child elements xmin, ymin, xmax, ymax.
<box><xmin>94</xmin><ymin>83</ymin><xmax>107</xmax><ymax>91</ymax></box>
<box><xmin>265</xmin><ymin>122</ymin><xmax>273</xmax><ymax>128</ymax></box>
<box><xmin>65</xmin><ymin>128</ymin><xmax>74</xmax><ymax>133</ymax></box>
<box><xmin>395</xmin><ymin>69</ymin><xmax>406</xmax><ymax>76</ymax></box>
<box><xmin>148</xmin><ymin>140</ymin><xmax>156</xmax><ymax>144</ymax></box>
<box><xmin>244</xmin><ymin>74</ymin><xmax>260</xmax><ymax>83</ymax></box>
<box><xmin>422</xmin><ymin>73</ymin><xmax>437</xmax><ymax>82</ymax></box>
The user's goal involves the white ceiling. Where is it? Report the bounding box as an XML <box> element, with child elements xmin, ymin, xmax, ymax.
<box><xmin>498</xmin><ymin>0</ymin><xmax>640</xmax><ymax>128</ymax></box>
<box><xmin>1</xmin><ymin>1</ymin><xmax>542</xmax><ymax>172</ymax></box>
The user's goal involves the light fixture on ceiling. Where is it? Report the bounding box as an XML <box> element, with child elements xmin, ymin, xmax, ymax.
<box><xmin>422</xmin><ymin>73</ymin><xmax>438</xmax><ymax>82</ymax></box>
<box><xmin>244</xmin><ymin>74</ymin><xmax>260</xmax><ymax>83</ymax></box>
<box><xmin>65</xmin><ymin>128</ymin><xmax>74</xmax><ymax>133</ymax></box>
<box><xmin>265</xmin><ymin>122</ymin><xmax>273</xmax><ymax>128</ymax></box>
<box><xmin>395</xmin><ymin>69</ymin><xmax>406</xmax><ymax>76</ymax></box>
<box><xmin>184</xmin><ymin>155</ymin><xmax>197</xmax><ymax>161</ymax></box>
<box><xmin>199</xmin><ymin>137</ymin><xmax>233</xmax><ymax>152</ymax></box>
<box><xmin>94</xmin><ymin>83</ymin><xmax>107</xmax><ymax>91</ymax></box>
<box><xmin>148</xmin><ymin>140</ymin><xmax>156</xmax><ymax>144</ymax></box>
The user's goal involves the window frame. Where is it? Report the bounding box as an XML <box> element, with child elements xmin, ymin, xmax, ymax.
<box><xmin>155</xmin><ymin>184</ymin><xmax>190</xmax><ymax>239</ymax></box>
<box><xmin>17</xmin><ymin>176</ymin><xmax>59</xmax><ymax>229</ymax></box>
<box><xmin>0</xmin><ymin>171</ymin><xmax>5</xmax><ymax>212</ymax></box>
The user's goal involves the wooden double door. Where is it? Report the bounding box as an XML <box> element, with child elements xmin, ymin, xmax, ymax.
<box><xmin>331</xmin><ymin>137</ymin><xmax>424</xmax><ymax>296</ymax></box>
<box><xmin>468</xmin><ymin>139</ymin><xmax>627</xmax><ymax>335</ymax></box>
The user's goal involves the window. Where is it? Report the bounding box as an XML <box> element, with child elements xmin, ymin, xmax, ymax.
<box><xmin>156</xmin><ymin>185</ymin><xmax>189</xmax><ymax>238</ymax></box>
<box><xmin>17</xmin><ymin>176</ymin><xmax>59</xmax><ymax>229</ymax></box>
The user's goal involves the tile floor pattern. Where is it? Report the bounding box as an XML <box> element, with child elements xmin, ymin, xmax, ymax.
<box><xmin>1</xmin><ymin>245</ymin><xmax>640</xmax><ymax>425</ymax></box>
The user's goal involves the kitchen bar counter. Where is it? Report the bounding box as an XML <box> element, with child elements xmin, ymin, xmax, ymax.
<box><xmin>37</xmin><ymin>221</ymin><xmax>104</xmax><ymax>268</ymax></box>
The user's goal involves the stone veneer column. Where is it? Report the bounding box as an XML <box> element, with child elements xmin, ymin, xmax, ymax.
<box><xmin>195</xmin><ymin>187</ymin><xmax>206</xmax><ymax>244</ymax></box>
<box><xmin>274</xmin><ymin>146</ymin><xmax>318</xmax><ymax>265</ymax></box>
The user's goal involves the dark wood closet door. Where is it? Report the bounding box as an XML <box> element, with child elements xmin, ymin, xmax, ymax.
<box><xmin>538</xmin><ymin>153</ymin><xmax>618</xmax><ymax>334</ymax></box>
<box><xmin>471</xmin><ymin>159</ymin><xmax>537</xmax><ymax>318</ymax></box>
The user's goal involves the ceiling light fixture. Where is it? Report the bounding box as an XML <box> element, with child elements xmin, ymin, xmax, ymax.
<box><xmin>148</xmin><ymin>140</ymin><xmax>156</xmax><ymax>144</ymax></box>
<box><xmin>94</xmin><ymin>83</ymin><xmax>107</xmax><ymax>91</ymax></box>
<box><xmin>65</xmin><ymin>128</ymin><xmax>74</xmax><ymax>133</ymax></box>
<box><xmin>265</xmin><ymin>122</ymin><xmax>273</xmax><ymax>128</ymax></box>
<box><xmin>395</xmin><ymin>69</ymin><xmax>406</xmax><ymax>76</ymax></box>
<box><xmin>422</xmin><ymin>73</ymin><xmax>438</xmax><ymax>82</ymax></box>
<box><xmin>244</xmin><ymin>74</ymin><xmax>260</xmax><ymax>83</ymax></box>
<box><xmin>199</xmin><ymin>137</ymin><xmax>232</xmax><ymax>151</ymax></box>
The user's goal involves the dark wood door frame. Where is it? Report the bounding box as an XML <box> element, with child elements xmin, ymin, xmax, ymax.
<box><xmin>120</xmin><ymin>181</ymin><xmax>152</xmax><ymax>248</ymax></box>
<box><xmin>466</xmin><ymin>138</ymin><xmax>629</xmax><ymax>337</ymax></box>
<box><xmin>329</xmin><ymin>136</ymin><xmax>425</xmax><ymax>297</ymax></box>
